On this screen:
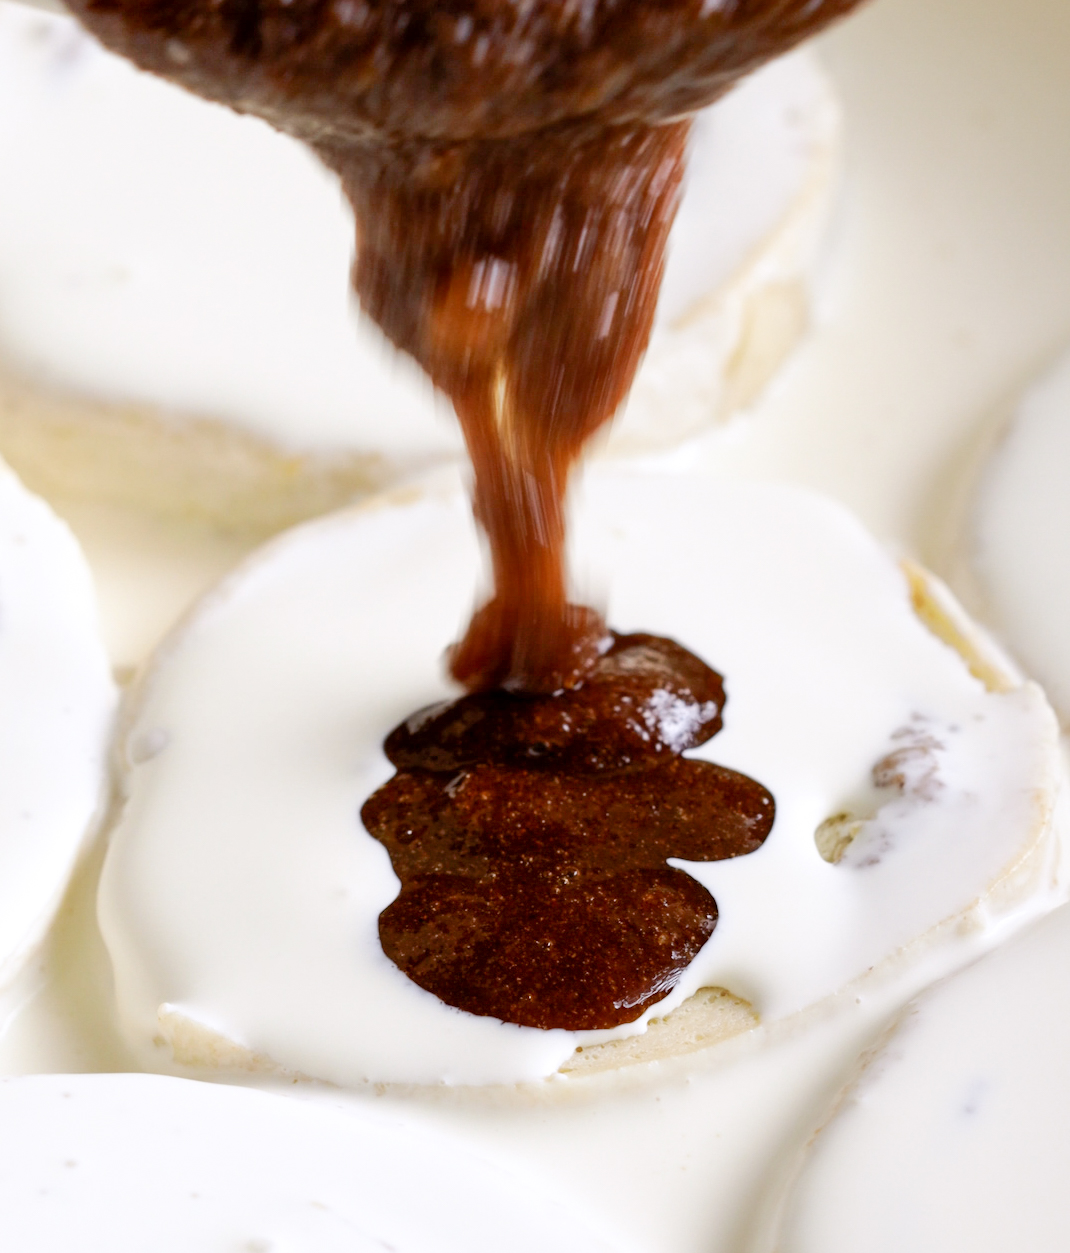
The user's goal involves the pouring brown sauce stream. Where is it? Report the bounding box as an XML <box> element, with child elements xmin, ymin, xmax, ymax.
<box><xmin>71</xmin><ymin>0</ymin><xmax>860</xmax><ymax>1029</ymax></box>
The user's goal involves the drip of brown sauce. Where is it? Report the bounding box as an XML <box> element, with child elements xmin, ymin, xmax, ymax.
<box><xmin>362</xmin><ymin>633</ymin><xmax>774</xmax><ymax>1029</ymax></box>
<box><xmin>71</xmin><ymin>0</ymin><xmax>863</xmax><ymax>691</ymax></box>
<box><xmin>69</xmin><ymin>0</ymin><xmax>860</xmax><ymax>1027</ymax></box>
<box><xmin>327</xmin><ymin>121</ymin><xmax>688</xmax><ymax>691</ymax></box>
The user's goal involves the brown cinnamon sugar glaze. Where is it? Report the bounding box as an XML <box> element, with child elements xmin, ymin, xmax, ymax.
<box><xmin>69</xmin><ymin>0</ymin><xmax>858</xmax><ymax>1027</ymax></box>
<box><xmin>363</xmin><ymin>633</ymin><xmax>774</xmax><ymax>1030</ymax></box>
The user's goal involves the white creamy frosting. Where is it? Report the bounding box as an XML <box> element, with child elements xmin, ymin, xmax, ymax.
<box><xmin>0</xmin><ymin>1072</ymin><xmax>620</xmax><ymax>1251</ymax></box>
<box><xmin>775</xmin><ymin>900</ymin><xmax>1070</xmax><ymax>1253</ymax></box>
<box><xmin>0</xmin><ymin>461</ymin><xmax>115</xmax><ymax>985</ymax></box>
<box><xmin>99</xmin><ymin>470</ymin><xmax>1060</xmax><ymax>1087</ymax></box>
<box><xmin>973</xmin><ymin>349</ymin><xmax>1070</xmax><ymax>722</ymax></box>
<box><xmin>0</xmin><ymin>0</ymin><xmax>836</xmax><ymax>460</ymax></box>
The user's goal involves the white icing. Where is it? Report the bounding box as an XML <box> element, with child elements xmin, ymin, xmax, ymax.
<box><xmin>99</xmin><ymin>470</ymin><xmax>1060</xmax><ymax>1086</ymax></box>
<box><xmin>0</xmin><ymin>460</ymin><xmax>115</xmax><ymax>985</ymax></box>
<box><xmin>0</xmin><ymin>1072</ymin><xmax>620</xmax><ymax>1251</ymax></box>
<box><xmin>0</xmin><ymin>1</ymin><xmax>835</xmax><ymax>458</ymax></box>
<box><xmin>776</xmin><ymin>901</ymin><xmax>1070</xmax><ymax>1253</ymax></box>
<box><xmin>973</xmin><ymin>349</ymin><xmax>1070</xmax><ymax>722</ymax></box>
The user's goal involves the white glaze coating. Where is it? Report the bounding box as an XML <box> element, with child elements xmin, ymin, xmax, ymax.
<box><xmin>0</xmin><ymin>461</ymin><xmax>115</xmax><ymax>985</ymax></box>
<box><xmin>0</xmin><ymin>1072</ymin><xmax>621</xmax><ymax>1251</ymax></box>
<box><xmin>0</xmin><ymin>0</ymin><xmax>837</xmax><ymax>460</ymax></box>
<box><xmin>973</xmin><ymin>349</ymin><xmax>1070</xmax><ymax>722</ymax></box>
<box><xmin>99</xmin><ymin>470</ymin><xmax>1060</xmax><ymax>1086</ymax></box>
<box><xmin>775</xmin><ymin>900</ymin><xmax>1070</xmax><ymax>1253</ymax></box>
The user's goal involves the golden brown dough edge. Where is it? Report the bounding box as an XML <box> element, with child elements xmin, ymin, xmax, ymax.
<box><xmin>0</xmin><ymin>370</ymin><xmax>396</xmax><ymax>535</ymax></box>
